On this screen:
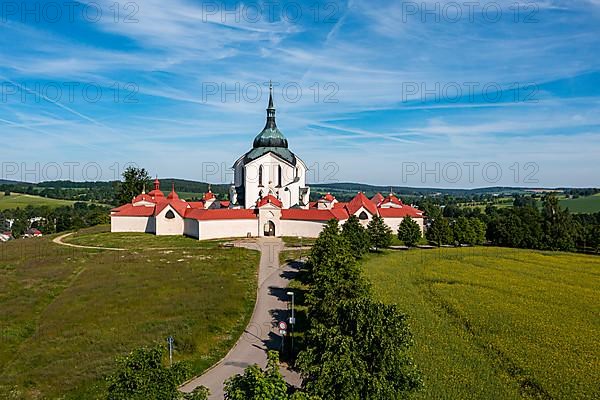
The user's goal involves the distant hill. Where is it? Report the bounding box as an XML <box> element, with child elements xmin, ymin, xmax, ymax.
<box><xmin>0</xmin><ymin>179</ymin><xmax>23</xmax><ymax>185</ymax></box>
<box><xmin>311</xmin><ymin>183</ymin><xmax>539</xmax><ymax>197</ymax></box>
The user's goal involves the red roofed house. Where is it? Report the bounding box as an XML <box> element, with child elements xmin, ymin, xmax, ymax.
<box><xmin>111</xmin><ymin>88</ymin><xmax>425</xmax><ymax>240</ymax></box>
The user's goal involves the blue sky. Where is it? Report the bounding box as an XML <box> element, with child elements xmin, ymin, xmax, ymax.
<box><xmin>0</xmin><ymin>0</ymin><xmax>599</xmax><ymax>187</ymax></box>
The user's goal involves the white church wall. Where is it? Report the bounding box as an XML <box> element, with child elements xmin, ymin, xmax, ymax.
<box><xmin>111</xmin><ymin>216</ymin><xmax>155</xmax><ymax>233</ymax></box>
<box><xmin>279</xmin><ymin>220</ymin><xmax>327</xmax><ymax>238</ymax></box>
<box><xmin>198</xmin><ymin>219</ymin><xmax>258</xmax><ymax>240</ymax></box>
<box><xmin>155</xmin><ymin>206</ymin><xmax>185</xmax><ymax>236</ymax></box>
<box><xmin>242</xmin><ymin>153</ymin><xmax>308</xmax><ymax>209</ymax></box>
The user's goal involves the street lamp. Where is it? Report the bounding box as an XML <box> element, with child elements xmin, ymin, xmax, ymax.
<box><xmin>287</xmin><ymin>291</ymin><xmax>295</xmax><ymax>354</ymax></box>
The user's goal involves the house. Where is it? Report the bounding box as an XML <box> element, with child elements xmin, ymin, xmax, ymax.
<box><xmin>23</xmin><ymin>228</ymin><xmax>43</xmax><ymax>238</ymax></box>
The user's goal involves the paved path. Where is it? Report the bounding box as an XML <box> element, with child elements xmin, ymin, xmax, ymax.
<box><xmin>180</xmin><ymin>237</ymin><xmax>302</xmax><ymax>398</ymax></box>
<box><xmin>52</xmin><ymin>232</ymin><xmax>125</xmax><ymax>251</ymax></box>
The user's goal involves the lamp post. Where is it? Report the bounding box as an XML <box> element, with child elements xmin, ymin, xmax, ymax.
<box><xmin>287</xmin><ymin>291</ymin><xmax>295</xmax><ymax>354</ymax></box>
<box><xmin>167</xmin><ymin>336</ymin><xmax>174</xmax><ymax>366</ymax></box>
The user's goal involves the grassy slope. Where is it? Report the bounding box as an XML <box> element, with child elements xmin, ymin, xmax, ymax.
<box><xmin>0</xmin><ymin>226</ymin><xmax>259</xmax><ymax>399</ymax></box>
<box><xmin>559</xmin><ymin>193</ymin><xmax>600</xmax><ymax>213</ymax></box>
<box><xmin>0</xmin><ymin>192</ymin><xmax>75</xmax><ymax>210</ymax></box>
<box><xmin>363</xmin><ymin>247</ymin><xmax>599</xmax><ymax>400</ymax></box>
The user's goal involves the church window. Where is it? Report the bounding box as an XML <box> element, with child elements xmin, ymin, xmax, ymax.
<box><xmin>358</xmin><ymin>211</ymin><xmax>369</xmax><ymax>220</ymax></box>
<box><xmin>165</xmin><ymin>210</ymin><xmax>175</xmax><ymax>219</ymax></box>
<box><xmin>259</xmin><ymin>165</ymin><xmax>263</xmax><ymax>186</ymax></box>
<box><xmin>278</xmin><ymin>165</ymin><xmax>282</xmax><ymax>187</ymax></box>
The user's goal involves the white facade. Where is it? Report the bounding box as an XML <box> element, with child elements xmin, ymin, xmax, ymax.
<box><xmin>233</xmin><ymin>152</ymin><xmax>310</xmax><ymax>209</ymax></box>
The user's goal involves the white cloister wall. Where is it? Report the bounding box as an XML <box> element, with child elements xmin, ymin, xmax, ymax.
<box><xmin>279</xmin><ymin>220</ymin><xmax>329</xmax><ymax>237</ymax></box>
<box><xmin>197</xmin><ymin>219</ymin><xmax>258</xmax><ymax>240</ymax></box>
<box><xmin>111</xmin><ymin>216</ymin><xmax>155</xmax><ymax>233</ymax></box>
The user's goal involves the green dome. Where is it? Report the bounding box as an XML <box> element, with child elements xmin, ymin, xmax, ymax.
<box><xmin>253</xmin><ymin>126</ymin><xmax>288</xmax><ymax>148</ymax></box>
<box><xmin>244</xmin><ymin>83</ymin><xmax>295</xmax><ymax>165</ymax></box>
<box><xmin>252</xmin><ymin>85</ymin><xmax>288</xmax><ymax>148</ymax></box>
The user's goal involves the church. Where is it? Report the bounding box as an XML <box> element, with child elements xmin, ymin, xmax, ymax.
<box><xmin>110</xmin><ymin>86</ymin><xmax>425</xmax><ymax>239</ymax></box>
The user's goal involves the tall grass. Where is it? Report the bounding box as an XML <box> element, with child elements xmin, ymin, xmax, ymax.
<box><xmin>363</xmin><ymin>247</ymin><xmax>600</xmax><ymax>399</ymax></box>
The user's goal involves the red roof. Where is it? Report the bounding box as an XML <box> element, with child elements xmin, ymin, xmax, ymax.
<box><xmin>188</xmin><ymin>201</ymin><xmax>205</xmax><ymax>209</ymax></box>
<box><xmin>133</xmin><ymin>193</ymin><xmax>154</xmax><ymax>203</ymax></box>
<box><xmin>381</xmin><ymin>194</ymin><xmax>403</xmax><ymax>206</ymax></box>
<box><xmin>281</xmin><ymin>208</ymin><xmax>349</xmax><ymax>221</ymax></box>
<box><xmin>346</xmin><ymin>192</ymin><xmax>378</xmax><ymax>216</ymax></box>
<box><xmin>321</xmin><ymin>193</ymin><xmax>335</xmax><ymax>202</ymax></box>
<box><xmin>167</xmin><ymin>190</ymin><xmax>179</xmax><ymax>200</ymax></box>
<box><xmin>185</xmin><ymin>208</ymin><xmax>257</xmax><ymax>220</ymax></box>
<box><xmin>155</xmin><ymin>199</ymin><xmax>188</xmax><ymax>217</ymax></box>
<box><xmin>220</xmin><ymin>201</ymin><xmax>231</xmax><ymax>207</ymax></box>
<box><xmin>111</xmin><ymin>204</ymin><xmax>155</xmax><ymax>217</ymax></box>
<box><xmin>378</xmin><ymin>206</ymin><xmax>423</xmax><ymax>218</ymax></box>
<box><xmin>256</xmin><ymin>194</ymin><xmax>283</xmax><ymax>208</ymax></box>
<box><xmin>203</xmin><ymin>191</ymin><xmax>216</xmax><ymax>201</ymax></box>
<box><xmin>148</xmin><ymin>189</ymin><xmax>164</xmax><ymax>198</ymax></box>
<box><xmin>371</xmin><ymin>193</ymin><xmax>384</xmax><ymax>205</ymax></box>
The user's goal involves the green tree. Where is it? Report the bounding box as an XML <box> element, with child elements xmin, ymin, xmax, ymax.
<box><xmin>542</xmin><ymin>195</ymin><xmax>576</xmax><ymax>251</ymax></box>
<box><xmin>471</xmin><ymin>218</ymin><xmax>487</xmax><ymax>245</ymax></box>
<box><xmin>224</xmin><ymin>351</ymin><xmax>315</xmax><ymax>400</ymax></box>
<box><xmin>297</xmin><ymin>298</ymin><xmax>422</xmax><ymax>400</ymax></box>
<box><xmin>4</xmin><ymin>190</ymin><xmax>10</xmax><ymax>196</ymax></box>
<box><xmin>426</xmin><ymin>217</ymin><xmax>453</xmax><ymax>246</ymax></box>
<box><xmin>116</xmin><ymin>166</ymin><xmax>152</xmax><ymax>205</ymax></box>
<box><xmin>366</xmin><ymin>215</ymin><xmax>392</xmax><ymax>251</ymax></box>
<box><xmin>453</xmin><ymin>216</ymin><xmax>474</xmax><ymax>245</ymax></box>
<box><xmin>307</xmin><ymin>220</ymin><xmax>370</xmax><ymax>323</ymax></box>
<box><xmin>341</xmin><ymin>215</ymin><xmax>370</xmax><ymax>258</ymax></box>
<box><xmin>397</xmin><ymin>216</ymin><xmax>421</xmax><ymax>247</ymax></box>
<box><xmin>106</xmin><ymin>345</ymin><xmax>204</xmax><ymax>400</ymax></box>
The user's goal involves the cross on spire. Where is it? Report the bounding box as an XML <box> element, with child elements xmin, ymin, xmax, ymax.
<box><xmin>265</xmin><ymin>80</ymin><xmax>276</xmax><ymax>129</ymax></box>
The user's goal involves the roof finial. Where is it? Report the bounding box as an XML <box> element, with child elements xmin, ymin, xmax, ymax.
<box><xmin>142</xmin><ymin>183</ymin><xmax>146</xmax><ymax>194</ymax></box>
<box><xmin>265</xmin><ymin>80</ymin><xmax>276</xmax><ymax>129</ymax></box>
<box><xmin>208</xmin><ymin>183</ymin><xmax>212</xmax><ymax>192</ymax></box>
<box><xmin>172</xmin><ymin>180</ymin><xmax>175</xmax><ymax>192</ymax></box>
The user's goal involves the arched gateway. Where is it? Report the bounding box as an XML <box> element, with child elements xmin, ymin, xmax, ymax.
<box><xmin>264</xmin><ymin>221</ymin><xmax>276</xmax><ymax>236</ymax></box>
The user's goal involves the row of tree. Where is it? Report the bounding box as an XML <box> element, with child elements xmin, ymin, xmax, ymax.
<box><xmin>486</xmin><ymin>195</ymin><xmax>597</xmax><ymax>251</ymax></box>
<box><xmin>0</xmin><ymin>203</ymin><xmax>110</xmax><ymax>236</ymax></box>
<box><xmin>295</xmin><ymin>219</ymin><xmax>422</xmax><ymax>399</ymax></box>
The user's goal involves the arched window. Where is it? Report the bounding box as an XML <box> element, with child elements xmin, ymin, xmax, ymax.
<box><xmin>165</xmin><ymin>210</ymin><xmax>175</xmax><ymax>219</ymax></box>
<box><xmin>258</xmin><ymin>165</ymin><xmax>263</xmax><ymax>186</ymax></box>
<box><xmin>358</xmin><ymin>211</ymin><xmax>369</xmax><ymax>220</ymax></box>
<box><xmin>278</xmin><ymin>165</ymin><xmax>282</xmax><ymax>187</ymax></box>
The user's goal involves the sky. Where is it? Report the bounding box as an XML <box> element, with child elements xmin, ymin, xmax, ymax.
<box><xmin>0</xmin><ymin>0</ymin><xmax>599</xmax><ymax>188</ymax></box>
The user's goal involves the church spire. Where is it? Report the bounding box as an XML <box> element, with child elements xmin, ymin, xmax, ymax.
<box><xmin>252</xmin><ymin>80</ymin><xmax>288</xmax><ymax>149</ymax></box>
<box><xmin>265</xmin><ymin>81</ymin><xmax>276</xmax><ymax>130</ymax></box>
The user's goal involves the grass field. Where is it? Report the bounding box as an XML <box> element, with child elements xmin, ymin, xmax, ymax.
<box><xmin>0</xmin><ymin>226</ymin><xmax>260</xmax><ymax>399</ymax></box>
<box><xmin>0</xmin><ymin>192</ymin><xmax>76</xmax><ymax>210</ymax></box>
<box><xmin>363</xmin><ymin>247</ymin><xmax>599</xmax><ymax>399</ymax></box>
<box><xmin>559</xmin><ymin>193</ymin><xmax>600</xmax><ymax>213</ymax></box>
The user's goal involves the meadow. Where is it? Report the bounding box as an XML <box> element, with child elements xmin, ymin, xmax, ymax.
<box><xmin>362</xmin><ymin>247</ymin><xmax>599</xmax><ymax>399</ymax></box>
<box><xmin>0</xmin><ymin>192</ymin><xmax>76</xmax><ymax>210</ymax></box>
<box><xmin>0</xmin><ymin>226</ymin><xmax>260</xmax><ymax>399</ymax></box>
<box><xmin>559</xmin><ymin>193</ymin><xmax>600</xmax><ymax>213</ymax></box>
